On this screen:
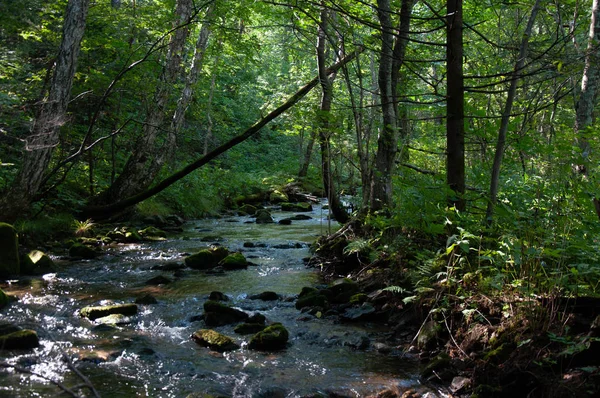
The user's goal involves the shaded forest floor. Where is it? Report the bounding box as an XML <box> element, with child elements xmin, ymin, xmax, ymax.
<box><xmin>311</xmin><ymin>220</ymin><xmax>600</xmax><ymax>398</ymax></box>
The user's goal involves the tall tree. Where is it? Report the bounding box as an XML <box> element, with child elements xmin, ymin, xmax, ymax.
<box><xmin>370</xmin><ymin>0</ymin><xmax>415</xmax><ymax>211</ymax></box>
<box><xmin>446</xmin><ymin>0</ymin><xmax>465</xmax><ymax>211</ymax></box>
<box><xmin>485</xmin><ymin>0</ymin><xmax>541</xmax><ymax>224</ymax></box>
<box><xmin>0</xmin><ymin>0</ymin><xmax>89</xmax><ymax>222</ymax></box>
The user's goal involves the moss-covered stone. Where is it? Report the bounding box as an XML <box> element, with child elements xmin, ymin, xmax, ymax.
<box><xmin>420</xmin><ymin>352</ymin><xmax>450</xmax><ymax>379</ymax></box>
<box><xmin>0</xmin><ymin>222</ymin><xmax>19</xmax><ymax>277</ymax></box>
<box><xmin>295</xmin><ymin>291</ymin><xmax>329</xmax><ymax>310</ymax></box>
<box><xmin>249</xmin><ymin>291</ymin><xmax>279</xmax><ymax>301</ymax></box>
<box><xmin>192</xmin><ymin>329</ymin><xmax>240</xmax><ymax>352</ymax></box>
<box><xmin>0</xmin><ymin>289</ymin><xmax>9</xmax><ymax>309</ymax></box>
<box><xmin>269</xmin><ymin>190</ymin><xmax>289</xmax><ymax>203</ymax></box>
<box><xmin>138</xmin><ymin>226</ymin><xmax>167</xmax><ymax>239</ymax></box>
<box><xmin>417</xmin><ymin>320</ymin><xmax>441</xmax><ymax>350</ymax></box>
<box><xmin>124</xmin><ymin>230</ymin><xmax>142</xmax><ymax>243</ymax></box>
<box><xmin>185</xmin><ymin>247</ymin><xmax>229</xmax><ymax>270</ymax></box>
<box><xmin>203</xmin><ymin>300</ymin><xmax>249</xmax><ymax>326</ymax></box>
<box><xmin>483</xmin><ymin>342</ymin><xmax>515</xmax><ymax>364</ymax></box>
<box><xmin>238</xmin><ymin>204</ymin><xmax>258</xmax><ymax>216</ymax></box>
<box><xmin>255</xmin><ymin>209</ymin><xmax>274</xmax><ymax>224</ymax></box>
<box><xmin>0</xmin><ymin>329</ymin><xmax>39</xmax><ymax>350</ymax></box>
<box><xmin>69</xmin><ymin>243</ymin><xmax>97</xmax><ymax>259</ymax></box>
<box><xmin>80</xmin><ymin>303</ymin><xmax>138</xmax><ymax>320</ymax></box>
<box><xmin>95</xmin><ymin>314</ymin><xmax>131</xmax><ymax>326</ymax></box>
<box><xmin>21</xmin><ymin>250</ymin><xmax>56</xmax><ymax>275</ymax></box>
<box><xmin>219</xmin><ymin>253</ymin><xmax>248</xmax><ymax>270</ymax></box>
<box><xmin>281</xmin><ymin>202</ymin><xmax>313</xmax><ymax>212</ymax></box>
<box><xmin>234</xmin><ymin>323</ymin><xmax>267</xmax><ymax>335</ymax></box>
<box><xmin>248</xmin><ymin>323</ymin><xmax>289</xmax><ymax>351</ymax></box>
<box><xmin>349</xmin><ymin>293</ymin><xmax>368</xmax><ymax>305</ymax></box>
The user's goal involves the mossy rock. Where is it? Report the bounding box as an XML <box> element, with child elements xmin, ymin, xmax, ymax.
<box><xmin>417</xmin><ymin>320</ymin><xmax>441</xmax><ymax>350</ymax></box>
<box><xmin>138</xmin><ymin>226</ymin><xmax>167</xmax><ymax>239</ymax></box>
<box><xmin>281</xmin><ymin>202</ymin><xmax>313</xmax><ymax>212</ymax></box>
<box><xmin>0</xmin><ymin>222</ymin><xmax>19</xmax><ymax>277</ymax></box>
<box><xmin>255</xmin><ymin>209</ymin><xmax>274</xmax><ymax>224</ymax></box>
<box><xmin>219</xmin><ymin>253</ymin><xmax>248</xmax><ymax>270</ymax></box>
<box><xmin>192</xmin><ymin>329</ymin><xmax>240</xmax><ymax>352</ymax></box>
<box><xmin>298</xmin><ymin>286</ymin><xmax>318</xmax><ymax>298</ymax></box>
<box><xmin>420</xmin><ymin>352</ymin><xmax>451</xmax><ymax>379</ymax></box>
<box><xmin>248</xmin><ymin>323</ymin><xmax>289</xmax><ymax>351</ymax></box>
<box><xmin>326</xmin><ymin>280</ymin><xmax>359</xmax><ymax>304</ymax></box>
<box><xmin>238</xmin><ymin>204</ymin><xmax>258</xmax><ymax>216</ymax></box>
<box><xmin>295</xmin><ymin>291</ymin><xmax>329</xmax><ymax>310</ymax></box>
<box><xmin>483</xmin><ymin>342</ymin><xmax>515</xmax><ymax>364</ymax></box>
<box><xmin>0</xmin><ymin>289</ymin><xmax>9</xmax><ymax>309</ymax></box>
<box><xmin>234</xmin><ymin>323</ymin><xmax>267</xmax><ymax>335</ymax></box>
<box><xmin>22</xmin><ymin>250</ymin><xmax>56</xmax><ymax>274</ymax></box>
<box><xmin>0</xmin><ymin>329</ymin><xmax>39</xmax><ymax>350</ymax></box>
<box><xmin>269</xmin><ymin>190</ymin><xmax>289</xmax><ymax>203</ymax></box>
<box><xmin>203</xmin><ymin>300</ymin><xmax>249</xmax><ymax>326</ymax></box>
<box><xmin>124</xmin><ymin>230</ymin><xmax>142</xmax><ymax>243</ymax></box>
<box><xmin>349</xmin><ymin>293</ymin><xmax>368</xmax><ymax>305</ymax></box>
<box><xmin>69</xmin><ymin>243</ymin><xmax>97</xmax><ymax>259</ymax></box>
<box><xmin>248</xmin><ymin>291</ymin><xmax>279</xmax><ymax>301</ymax></box>
<box><xmin>95</xmin><ymin>314</ymin><xmax>131</xmax><ymax>326</ymax></box>
<box><xmin>80</xmin><ymin>303</ymin><xmax>138</xmax><ymax>320</ymax></box>
<box><xmin>185</xmin><ymin>247</ymin><xmax>230</xmax><ymax>270</ymax></box>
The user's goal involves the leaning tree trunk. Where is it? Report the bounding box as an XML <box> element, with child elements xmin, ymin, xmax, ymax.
<box><xmin>575</xmin><ymin>0</ymin><xmax>600</xmax><ymax>219</ymax></box>
<box><xmin>102</xmin><ymin>0</ymin><xmax>193</xmax><ymax>203</ymax></box>
<box><xmin>446</xmin><ymin>0</ymin><xmax>466</xmax><ymax>211</ymax></box>
<box><xmin>316</xmin><ymin>7</ymin><xmax>349</xmax><ymax>224</ymax></box>
<box><xmin>0</xmin><ymin>0</ymin><xmax>89</xmax><ymax>222</ymax></box>
<box><xmin>81</xmin><ymin>49</ymin><xmax>363</xmax><ymax>219</ymax></box>
<box><xmin>485</xmin><ymin>0</ymin><xmax>541</xmax><ymax>225</ymax></box>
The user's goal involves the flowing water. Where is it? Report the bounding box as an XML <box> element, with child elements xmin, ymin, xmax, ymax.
<box><xmin>0</xmin><ymin>204</ymin><xmax>429</xmax><ymax>397</ymax></box>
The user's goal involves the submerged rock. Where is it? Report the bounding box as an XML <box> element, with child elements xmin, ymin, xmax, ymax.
<box><xmin>234</xmin><ymin>323</ymin><xmax>266</xmax><ymax>335</ymax></box>
<box><xmin>248</xmin><ymin>323</ymin><xmax>289</xmax><ymax>351</ymax></box>
<box><xmin>281</xmin><ymin>202</ymin><xmax>312</xmax><ymax>212</ymax></box>
<box><xmin>80</xmin><ymin>303</ymin><xmax>138</xmax><ymax>320</ymax></box>
<box><xmin>0</xmin><ymin>328</ymin><xmax>39</xmax><ymax>350</ymax></box>
<box><xmin>0</xmin><ymin>289</ymin><xmax>10</xmax><ymax>309</ymax></box>
<box><xmin>208</xmin><ymin>291</ymin><xmax>229</xmax><ymax>301</ymax></box>
<box><xmin>203</xmin><ymin>300</ymin><xmax>249</xmax><ymax>326</ymax></box>
<box><xmin>249</xmin><ymin>291</ymin><xmax>279</xmax><ymax>301</ymax></box>
<box><xmin>255</xmin><ymin>209</ymin><xmax>274</xmax><ymax>224</ymax></box>
<box><xmin>191</xmin><ymin>329</ymin><xmax>239</xmax><ymax>352</ymax></box>
<box><xmin>135</xmin><ymin>294</ymin><xmax>158</xmax><ymax>305</ymax></box>
<box><xmin>145</xmin><ymin>275</ymin><xmax>172</xmax><ymax>285</ymax></box>
<box><xmin>69</xmin><ymin>243</ymin><xmax>97</xmax><ymax>259</ymax></box>
<box><xmin>0</xmin><ymin>222</ymin><xmax>20</xmax><ymax>277</ymax></box>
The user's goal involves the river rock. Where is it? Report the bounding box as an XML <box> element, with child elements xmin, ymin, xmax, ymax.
<box><xmin>248</xmin><ymin>313</ymin><xmax>267</xmax><ymax>324</ymax></box>
<box><xmin>450</xmin><ymin>376</ymin><xmax>472</xmax><ymax>393</ymax></box>
<box><xmin>218</xmin><ymin>253</ymin><xmax>248</xmax><ymax>270</ymax></box>
<box><xmin>290</xmin><ymin>214</ymin><xmax>312</xmax><ymax>220</ymax></box>
<box><xmin>248</xmin><ymin>323</ymin><xmax>289</xmax><ymax>351</ymax></box>
<box><xmin>340</xmin><ymin>303</ymin><xmax>376</xmax><ymax>322</ymax></box>
<box><xmin>278</xmin><ymin>219</ymin><xmax>292</xmax><ymax>225</ymax></box>
<box><xmin>22</xmin><ymin>250</ymin><xmax>56</xmax><ymax>275</ymax></box>
<box><xmin>255</xmin><ymin>209</ymin><xmax>274</xmax><ymax>224</ymax></box>
<box><xmin>69</xmin><ymin>243</ymin><xmax>97</xmax><ymax>259</ymax></box>
<box><xmin>185</xmin><ymin>247</ymin><xmax>229</xmax><ymax>270</ymax></box>
<box><xmin>208</xmin><ymin>291</ymin><xmax>229</xmax><ymax>301</ymax></box>
<box><xmin>192</xmin><ymin>329</ymin><xmax>239</xmax><ymax>352</ymax></box>
<box><xmin>80</xmin><ymin>303</ymin><xmax>138</xmax><ymax>320</ymax></box>
<box><xmin>135</xmin><ymin>294</ymin><xmax>158</xmax><ymax>304</ymax></box>
<box><xmin>0</xmin><ymin>289</ymin><xmax>9</xmax><ymax>309</ymax></box>
<box><xmin>0</xmin><ymin>326</ymin><xmax>39</xmax><ymax>350</ymax></box>
<box><xmin>249</xmin><ymin>291</ymin><xmax>279</xmax><ymax>301</ymax></box>
<box><xmin>0</xmin><ymin>222</ymin><xmax>20</xmax><ymax>277</ymax></box>
<box><xmin>281</xmin><ymin>202</ymin><xmax>312</xmax><ymax>212</ymax></box>
<box><xmin>326</xmin><ymin>279</ymin><xmax>359</xmax><ymax>304</ymax></box>
<box><xmin>238</xmin><ymin>204</ymin><xmax>258</xmax><ymax>216</ymax></box>
<box><xmin>95</xmin><ymin>313</ymin><xmax>132</xmax><ymax>326</ymax></box>
<box><xmin>295</xmin><ymin>290</ymin><xmax>329</xmax><ymax>310</ymax></box>
<box><xmin>417</xmin><ymin>320</ymin><xmax>441</xmax><ymax>350</ymax></box>
<box><xmin>269</xmin><ymin>189</ymin><xmax>289</xmax><ymax>203</ymax></box>
<box><xmin>203</xmin><ymin>300</ymin><xmax>249</xmax><ymax>326</ymax></box>
<box><xmin>138</xmin><ymin>226</ymin><xmax>167</xmax><ymax>239</ymax></box>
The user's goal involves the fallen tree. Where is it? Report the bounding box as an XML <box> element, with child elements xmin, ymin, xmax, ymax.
<box><xmin>81</xmin><ymin>47</ymin><xmax>363</xmax><ymax>219</ymax></box>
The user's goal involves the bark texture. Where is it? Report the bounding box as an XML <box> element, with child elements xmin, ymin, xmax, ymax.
<box><xmin>0</xmin><ymin>0</ymin><xmax>89</xmax><ymax>222</ymax></box>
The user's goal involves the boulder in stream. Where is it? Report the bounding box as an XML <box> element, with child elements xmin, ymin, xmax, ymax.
<box><xmin>0</xmin><ymin>289</ymin><xmax>12</xmax><ymax>309</ymax></box>
<box><xmin>22</xmin><ymin>250</ymin><xmax>56</xmax><ymax>275</ymax></box>
<box><xmin>255</xmin><ymin>209</ymin><xmax>274</xmax><ymax>224</ymax></box>
<box><xmin>135</xmin><ymin>294</ymin><xmax>158</xmax><ymax>305</ymax></box>
<box><xmin>69</xmin><ymin>243</ymin><xmax>98</xmax><ymax>259</ymax></box>
<box><xmin>192</xmin><ymin>329</ymin><xmax>240</xmax><ymax>352</ymax></box>
<box><xmin>0</xmin><ymin>324</ymin><xmax>39</xmax><ymax>350</ymax></box>
<box><xmin>185</xmin><ymin>247</ymin><xmax>229</xmax><ymax>270</ymax></box>
<box><xmin>138</xmin><ymin>226</ymin><xmax>167</xmax><ymax>239</ymax></box>
<box><xmin>208</xmin><ymin>291</ymin><xmax>229</xmax><ymax>301</ymax></box>
<box><xmin>218</xmin><ymin>253</ymin><xmax>248</xmax><ymax>270</ymax></box>
<box><xmin>0</xmin><ymin>222</ymin><xmax>20</xmax><ymax>277</ymax></box>
<box><xmin>145</xmin><ymin>275</ymin><xmax>172</xmax><ymax>285</ymax></box>
<box><xmin>248</xmin><ymin>323</ymin><xmax>289</xmax><ymax>351</ymax></box>
<box><xmin>234</xmin><ymin>323</ymin><xmax>267</xmax><ymax>335</ymax></box>
<box><xmin>203</xmin><ymin>300</ymin><xmax>249</xmax><ymax>326</ymax></box>
<box><xmin>295</xmin><ymin>288</ymin><xmax>329</xmax><ymax>310</ymax></box>
<box><xmin>249</xmin><ymin>291</ymin><xmax>280</xmax><ymax>301</ymax></box>
<box><xmin>80</xmin><ymin>303</ymin><xmax>138</xmax><ymax>320</ymax></box>
<box><xmin>281</xmin><ymin>202</ymin><xmax>313</xmax><ymax>212</ymax></box>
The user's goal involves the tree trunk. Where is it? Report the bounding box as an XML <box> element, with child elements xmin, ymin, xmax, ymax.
<box><xmin>0</xmin><ymin>0</ymin><xmax>89</xmax><ymax>222</ymax></box>
<box><xmin>446</xmin><ymin>0</ymin><xmax>466</xmax><ymax>211</ymax></box>
<box><xmin>371</xmin><ymin>0</ymin><xmax>414</xmax><ymax>212</ymax></box>
<box><xmin>316</xmin><ymin>7</ymin><xmax>349</xmax><ymax>224</ymax></box>
<box><xmin>102</xmin><ymin>0</ymin><xmax>193</xmax><ymax>203</ymax></box>
<box><xmin>298</xmin><ymin>128</ymin><xmax>317</xmax><ymax>178</ymax></box>
<box><xmin>81</xmin><ymin>48</ymin><xmax>363</xmax><ymax>218</ymax></box>
<box><xmin>485</xmin><ymin>0</ymin><xmax>541</xmax><ymax>224</ymax></box>
<box><xmin>575</xmin><ymin>0</ymin><xmax>600</xmax><ymax>219</ymax></box>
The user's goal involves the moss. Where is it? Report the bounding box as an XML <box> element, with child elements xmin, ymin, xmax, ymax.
<box><xmin>0</xmin><ymin>222</ymin><xmax>20</xmax><ymax>277</ymax></box>
<box><xmin>192</xmin><ymin>329</ymin><xmax>239</xmax><ymax>352</ymax></box>
<box><xmin>219</xmin><ymin>253</ymin><xmax>248</xmax><ymax>270</ymax></box>
<box><xmin>421</xmin><ymin>352</ymin><xmax>450</xmax><ymax>378</ymax></box>
<box><xmin>80</xmin><ymin>303</ymin><xmax>138</xmax><ymax>320</ymax></box>
<box><xmin>349</xmin><ymin>293</ymin><xmax>368</xmax><ymax>305</ymax></box>
<box><xmin>234</xmin><ymin>323</ymin><xmax>267</xmax><ymax>335</ymax></box>
<box><xmin>185</xmin><ymin>247</ymin><xmax>230</xmax><ymax>270</ymax></box>
<box><xmin>27</xmin><ymin>250</ymin><xmax>56</xmax><ymax>272</ymax></box>
<box><xmin>269</xmin><ymin>190</ymin><xmax>288</xmax><ymax>203</ymax></box>
<box><xmin>248</xmin><ymin>323</ymin><xmax>289</xmax><ymax>351</ymax></box>
<box><xmin>0</xmin><ymin>329</ymin><xmax>39</xmax><ymax>350</ymax></box>
<box><xmin>124</xmin><ymin>230</ymin><xmax>142</xmax><ymax>242</ymax></box>
<box><xmin>238</xmin><ymin>204</ymin><xmax>258</xmax><ymax>216</ymax></box>
<box><xmin>484</xmin><ymin>342</ymin><xmax>515</xmax><ymax>364</ymax></box>
<box><xmin>295</xmin><ymin>291</ymin><xmax>329</xmax><ymax>309</ymax></box>
<box><xmin>138</xmin><ymin>226</ymin><xmax>167</xmax><ymax>239</ymax></box>
<box><xmin>69</xmin><ymin>243</ymin><xmax>97</xmax><ymax>259</ymax></box>
<box><xmin>203</xmin><ymin>300</ymin><xmax>249</xmax><ymax>326</ymax></box>
<box><xmin>281</xmin><ymin>202</ymin><xmax>312</xmax><ymax>212</ymax></box>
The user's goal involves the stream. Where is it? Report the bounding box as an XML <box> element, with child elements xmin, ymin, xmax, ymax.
<box><xmin>0</xmin><ymin>203</ymin><xmax>431</xmax><ymax>397</ymax></box>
